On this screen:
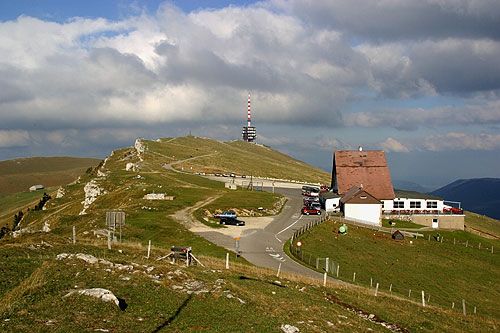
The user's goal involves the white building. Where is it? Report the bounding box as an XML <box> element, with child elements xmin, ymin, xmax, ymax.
<box><xmin>29</xmin><ymin>184</ymin><xmax>44</xmax><ymax>192</ymax></box>
<box><xmin>319</xmin><ymin>192</ymin><xmax>340</xmax><ymax>212</ymax></box>
<box><xmin>340</xmin><ymin>187</ymin><xmax>382</xmax><ymax>226</ymax></box>
<box><xmin>382</xmin><ymin>198</ymin><xmax>445</xmax><ymax>214</ymax></box>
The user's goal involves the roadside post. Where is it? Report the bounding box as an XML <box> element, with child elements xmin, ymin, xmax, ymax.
<box><xmin>234</xmin><ymin>237</ymin><xmax>241</xmax><ymax>257</ymax></box>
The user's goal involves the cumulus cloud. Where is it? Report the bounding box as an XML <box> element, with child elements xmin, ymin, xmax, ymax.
<box><xmin>380</xmin><ymin>137</ymin><xmax>410</xmax><ymax>153</ymax></box>
<box><xmin>0</xmin><ymin>0</ymin><xmax>500</xmax><ymax>161</ymax></box>
<box><xmin>0</xmin><ymin>4</ymin><xmax>357</xmax><ymax>134</ymax></box>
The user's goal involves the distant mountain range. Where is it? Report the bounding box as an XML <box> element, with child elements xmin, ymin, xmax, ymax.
<box><xmin>393</xmin><ymin>179</ymin><xmax>430</xmax><ymax>193</ymax></box>
<box><xmin>431</xmin><ymin>178</ymin><xmax>500</xmax><ymax>219</ymax></box>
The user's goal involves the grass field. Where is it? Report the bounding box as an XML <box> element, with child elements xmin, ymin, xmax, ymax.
<box><xmin>0</xmin><ymin>240</ymin><xmax>497</xmax><ymax>332</ymax></box>
<box><xmin>381</xmin><ymin>218</ymin><xmax>425</xmax><ymax>229</ymax></box>
<box><xmin>0</xmin><ymin>157</ymin><xmax>100</xmax><ymax>195</ymax></box>
<box><xmin>0</xmin><ymin>189</ymin><xmax>58</xmax><ymax>229</ymax></box>
<box><xmin>2</xmin><ymin>137</ymin><xmax>499</xmax><ymax>332</ymax></box>
<box><xmin>146</xmin><ymin>136</ymin><xmax>330</xmax><ymax>184</ymax></box>
<box><xmin>290</xmin><ymin>218</ymin><xmax>500</xmax><ymax>320</ymax></box>
<box><xmin>464</xmin><ymin>211</ymin><xmax>500</xmax><ymax>238</ymax></box>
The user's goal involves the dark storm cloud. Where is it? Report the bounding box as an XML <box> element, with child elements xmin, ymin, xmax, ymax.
<box><xmin>274</xmin><ymin>0</ymin><xmax>500</xmax><ymax>41</ymax></box>
<box><xmin>411</xmin><ymin>39</ymin><xmax>500</xmax><ymax>94</ymax></box>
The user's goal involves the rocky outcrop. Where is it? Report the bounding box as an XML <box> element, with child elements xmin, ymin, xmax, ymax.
<box><xmin>79</xmin><ymin>180</ymin><xmax>104</xmax><ymax>215</ymax></box>
<box><xmin>63</xmin><ymin>288</ymin><xmax>121</xmax><ymax>308</ymax></box>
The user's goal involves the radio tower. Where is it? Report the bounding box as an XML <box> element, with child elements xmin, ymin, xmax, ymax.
<box><xmin>242</xmin><ymin>93</ymin><xmax>256</xmax><ymax>142</ymax></box>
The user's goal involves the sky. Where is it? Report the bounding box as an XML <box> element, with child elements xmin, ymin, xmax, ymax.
<box><xmin>0</xmin><ymin>0</ymin><xmax>499</xmax><ymax>190</ymax></box>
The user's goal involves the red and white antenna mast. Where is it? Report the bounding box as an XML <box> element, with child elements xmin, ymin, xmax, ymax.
<box><xmin>242</xmin><ymin>92</ymin><xmax>256</xmax><ymax>142</ymax></box>
<box><xmin>247</xmin><ymin>93</ymin><xmax>251</xmax><ymax>127</ymax></box>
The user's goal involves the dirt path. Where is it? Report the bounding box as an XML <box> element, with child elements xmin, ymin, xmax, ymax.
<box><xmin>172</xmin><ymin>195</ymin><xmax>222</xmax><ymax>229</ymax></box>
<box><xmin>163</xmin><ymin>153</ymin><xmax>218</xmax><ymax>173</ymax></box>
<box><xmin>171</xmin><ymin>195</ymin><xmax>274</xmax><ymax>239</ymax></box>
<box><xmin>465</xmin><ymin>225</ymin><xmax>499</xmax><ymax>240</ymax></box>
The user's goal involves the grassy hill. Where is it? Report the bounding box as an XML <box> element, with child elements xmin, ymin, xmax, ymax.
<box><xmin>147</xmin><ymin>136</ymin><xmax>330</xmax><ymax>184</ymax></box>
<box><xmin>1</xmin><ymin>136</ymin><xmax>499</xmax><ymax>332</ymax></box>
<box><xmin>0</xmin><ymin>157</ymin><xmax>101</xmax><ymax>196</ymax></box>
<box><xmin>290</xmin><ymin>218</ymin><xmax>500</xmax><ymax>323</ymax></box>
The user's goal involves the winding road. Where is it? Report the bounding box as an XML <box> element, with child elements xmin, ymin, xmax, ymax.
<box><xmin>186</xmin><ymin>184</ymin><xmax>330</xmax><ymax>280</ymax></box>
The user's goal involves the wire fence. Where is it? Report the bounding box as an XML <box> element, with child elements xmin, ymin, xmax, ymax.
<box><xmin>287</xmin><ymin>216</ymin><xmax>494</xmax><ymax>316</ymax></box>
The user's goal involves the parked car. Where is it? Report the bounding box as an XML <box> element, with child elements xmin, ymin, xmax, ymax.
<box><xmin>303</xmin><ymin>196</ymin><xmax>320</xmax><ymax>205</ymax></box>
<box><xmin>301</xmin><ymin>206</ymin><xmax>321</xmax><ymax>215</ymax></box>
<box><xmin>213</xmin><ymin>210</ymin><xmax>237</xmax><ymax>219</ymax></box>
<box><xmin>443</xmin><ymin>207</ymin><xmax>464</xmax><ymax>214</ymax></box>
<box><xmin>220</xmin><ymin>217</ymin><xmax>245</xmax><ymax>226</ymax></box>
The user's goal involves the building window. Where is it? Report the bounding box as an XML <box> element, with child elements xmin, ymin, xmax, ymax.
<box><xmin>427</xmin><ymin>201</ymin><xmax>438</xmax><ymax>209</ymax></box>
<box><xmin>393</xmin><ymin>201</ymin><xmax>404</xmax><ymax>208</ymax></box>
<box><xmin>410</xmin><ymin>201</ymin><xmax>421</xmax><ymax>209</ymax></box>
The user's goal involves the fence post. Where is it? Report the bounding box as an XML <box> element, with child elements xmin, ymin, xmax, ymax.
<box><xmin>408</xmin><ymin>289</ymin><xmax>411</xmax><ymax>298</ymax></box>
<box><xmin>375</xmin><ymin>283</ymin><xmax>379</xmax><ymax>296</ymax></box>
<box><xmin>225</xmin><ymin>253</ymin><xmax>230</xmax><ymax>269</ymax></box>
<box><xmin>492</xmin><ymin>246</ymin><xmax>494</xmax><ymax>254</ymax></box>
<box><xmin>147</xmin><ymin>240</ymin><xmax>151</xmax><ymax>259</ymax></box>
<box><xmin>462</xmin><ymin>299</ymin><xmax>466</xmax><ymax>316</ymax></box>
<box><xmin>323</xmin><ymin>272</ymin><xmax>327</xmax><ymax>287</ymax></box>
<box><xmin>107</xmin><ymin>229</ymin><xmax>111</xmax><ymax>250</ymax></box>
<box><xmin>325</xmin><ymin>257</ymin><xmax>329</xmax><ymax>273</ymax></box>
<box><xmin>452</xmin><ymin>302</ymin><xmax>455</xmax><ymax>309</ymax></box>
<box><xmin>336</xmin><ymin>264</ymin><xmax>340</xmax><ymax>277</ymax></box>
<box><xmin>353</xmin><ymin>272</ymin><xmax>356</xmax><ymax>283</ymax></box>
<box><xmin>474</xmin><ymin>306</ymin><xmax>476</xmax><ymax>314</ymax></box>
<box><xmin>389</xmin><ymin>283</ymin><xmax>393</xmax><ymax>293</ymax></box>
<box><xmin>316</xmin><ymin>257</ymin><xmax>319</xmax><ymax>269</ymax></box>
<box><xmin>276</xmin><ymin>262</ymin><xmax>281</xmax><ymax>278</ymax></box>
<box><xmin>370</xmin><ymin>277</ymin><xmax>373</xmax><ymax>288</ymax></box>
<box><xmin>421</xmin><ymin>291</ymin><xmax>426</xmax><ymax>307</ymax></box>
<box><xmin>72</xmin><ymin>226</ymin><xmax>76</xmax><ymax>244</ymax></box>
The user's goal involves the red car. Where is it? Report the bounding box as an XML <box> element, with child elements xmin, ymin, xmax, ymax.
<box><xmin>444</xmin><ymin>207</ymin><xmax>464</xmax><ymax>214</ymax></box>
<box><xmin>301</xmin><ymin>206</ymin><xmax>321</xmax><ymax>215</ymax></box>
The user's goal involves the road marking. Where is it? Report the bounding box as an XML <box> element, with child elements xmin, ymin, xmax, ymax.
<box><xmin>274</xmin><ymin>215</ymin><xmax>303</xmax><ymax>243</ymax></box>
<box><xmin>268</xmin><ymin>253</ymin><xmax>286</xmax><ymax>262</ymax></box>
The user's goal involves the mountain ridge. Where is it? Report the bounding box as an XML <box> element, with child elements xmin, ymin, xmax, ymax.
<box><xmin>431</xmin><ymin>177</ymin><xmax>500</xmax><ymax>219</ymax></box>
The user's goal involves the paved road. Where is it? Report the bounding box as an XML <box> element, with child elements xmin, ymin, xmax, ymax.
<box><xmin>194</xmin><ymin>186</ymin><xmax>329</xmax><ymax>280</ymax></box>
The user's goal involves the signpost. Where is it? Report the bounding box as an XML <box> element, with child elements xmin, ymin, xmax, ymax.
<box><xmin>106</xmin><ymin>211</ymin><xmax>126</xmax><ymax>243</ymax></box>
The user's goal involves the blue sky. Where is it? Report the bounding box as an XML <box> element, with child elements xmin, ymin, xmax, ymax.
<box><xmin>1</xmin><ymin>0</ymin><xmax>499</xmax><ymax>189</ymax></box>
<box><xmin>0</xmin><ymin>1</ymin><xmax>256</xmax><ymax>21</ymax></box>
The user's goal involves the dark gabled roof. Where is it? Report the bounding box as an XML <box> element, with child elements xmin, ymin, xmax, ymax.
<box><xmin>333</xmin><ymin>150</ymin><xmax>395</xmax><ymax>200</ymax></box>
<box><xmin>319</xmin><ymin>191</ymin><xmax>340</xmax><ymax>200</ymax></box>
<box><xmin>340</xmin><ymin>186</ymin><xmax>381</xmax><ymax>204</ymax></box>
